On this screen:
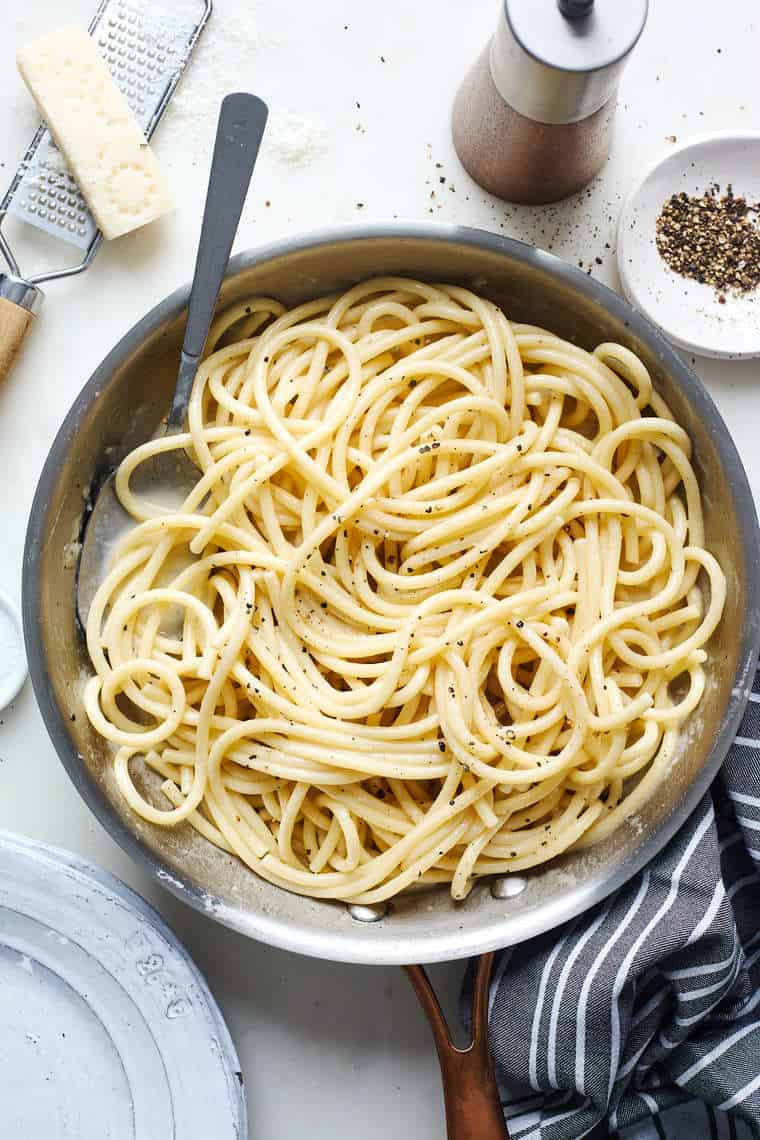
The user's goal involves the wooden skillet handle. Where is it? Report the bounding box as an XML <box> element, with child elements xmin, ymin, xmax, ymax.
<box><xmin>405</xmin><ymin>953</ymin><xmax>509</xmax><ymax>1140</ymax></box>
<box><xmin>0</xmin><ymin>276</ymin><xmax>43</xmax><ymax>381</ymax></box>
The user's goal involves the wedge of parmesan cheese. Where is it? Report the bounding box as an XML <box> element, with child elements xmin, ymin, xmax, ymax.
<box><xmin>17</xmin><ymin>25</ymin><xmax>174</xmax><ymax>240</ymax></box>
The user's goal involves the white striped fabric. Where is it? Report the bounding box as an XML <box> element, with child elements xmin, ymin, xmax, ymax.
<box><xmin>468</xmin><ymin>664</ymin><xmax>760</xmax><ymax>1138</ymax></box>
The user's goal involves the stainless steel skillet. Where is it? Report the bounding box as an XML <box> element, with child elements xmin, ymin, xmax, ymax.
<box><xmin>22</xmin><ymin>225</ymin><xmax>760</xmax><ymax>1138</ymax></box>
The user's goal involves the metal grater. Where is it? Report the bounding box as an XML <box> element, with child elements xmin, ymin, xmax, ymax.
<box><xmin>0</xmin><ymin>0</ymin><xmax>211</xmax><ymax>312</ymax></box>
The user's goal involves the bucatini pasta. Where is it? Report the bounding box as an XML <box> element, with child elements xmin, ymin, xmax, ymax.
<box><xmin>83</xmin><ymin>278</ymin><xmax>726</xmax><ymax>903</ymax></box>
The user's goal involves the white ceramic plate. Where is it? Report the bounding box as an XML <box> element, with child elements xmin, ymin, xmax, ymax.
<box><xmin>0</xmin><ymin>831</ymin><xmax>246</xmax><ymax>1139</ymax></box>
<box><xmin>617</xmin><ymin>132</ymin><xmax>760</xmax><ymax>359</ymax></box>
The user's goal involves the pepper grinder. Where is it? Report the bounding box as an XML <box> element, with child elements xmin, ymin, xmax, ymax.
<box><xmin>452</xmin><ymin>0</ymin><xmax>648</xmax><ymax>205</ymax></box>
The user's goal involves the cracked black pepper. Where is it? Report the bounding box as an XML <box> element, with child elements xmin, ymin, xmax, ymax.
<box><xmin>655</xmin><ymin>185</ymin><xmax>760</xmax><ymax>298</ymax></box>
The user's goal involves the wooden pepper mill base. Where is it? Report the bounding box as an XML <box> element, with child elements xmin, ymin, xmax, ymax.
<box><xmin>451</xmin><ymin>44</ymin><xmax>615</xmax><ymax>206</ymax></box>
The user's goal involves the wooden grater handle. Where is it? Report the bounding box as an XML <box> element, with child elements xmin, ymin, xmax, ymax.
<box><xmin>0</xmin><ymin>276</ymin><xmax>43</xmax><ymax>381</ymax></box>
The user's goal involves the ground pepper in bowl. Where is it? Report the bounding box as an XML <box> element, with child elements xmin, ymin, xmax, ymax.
<box><xmin>655</xmin><ymin>184</ymin><xmax>760</xmax><ymax>302</ymax></box>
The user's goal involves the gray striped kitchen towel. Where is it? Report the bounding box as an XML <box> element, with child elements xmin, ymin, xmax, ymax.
<box><xmin>475</xmin><ymin>663</ymin><xmax>760</xmax><ymax>1140</ymax></box>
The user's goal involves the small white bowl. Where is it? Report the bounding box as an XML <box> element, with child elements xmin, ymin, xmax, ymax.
<box><xmin>0</xmin><ymin>591</ymin><xmax>26</xmax><ymax>710</ymax></box>
<box><xmin>617</xmin><ymin>132</ymin><xmax>760</xmax><ymax>359</ymax></box>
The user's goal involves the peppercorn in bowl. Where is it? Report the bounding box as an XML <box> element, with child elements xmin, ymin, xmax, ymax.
<box><xmin>617</xmin><ymin>131</ymin><xmax>760</xmax><ymax>358</ymax></box>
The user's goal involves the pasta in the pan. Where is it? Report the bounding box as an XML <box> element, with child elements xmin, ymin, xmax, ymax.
<box><xmin>84</xmin><ymin>279</ymin><xmax>725</xmax><ymax>903</ymax></box>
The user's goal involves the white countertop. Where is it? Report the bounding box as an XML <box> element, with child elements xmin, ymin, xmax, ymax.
<box><xmin>1</xmin><ymin>2</ymin><xmax>758</xmax><ymax>1137</ymax></box>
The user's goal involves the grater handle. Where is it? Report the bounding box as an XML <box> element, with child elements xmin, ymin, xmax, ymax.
<box><xmin>0</xmin><ymin>275</ymin><xmax>44</xmax><ymax>381</ymax></box>
<box><xmin>168</xmin><ymin>92</ymin><xmax>268</xmax><ymax>432</ymax></box>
